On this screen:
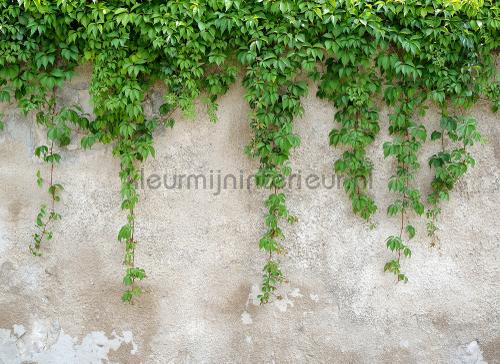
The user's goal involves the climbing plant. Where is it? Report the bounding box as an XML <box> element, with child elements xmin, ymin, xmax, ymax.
<box><xmin>0</xmin><ymin>0</ymin><xmax>498</xmax><ymax>303</ymax></box>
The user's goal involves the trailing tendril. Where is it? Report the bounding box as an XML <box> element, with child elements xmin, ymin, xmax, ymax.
<box><xmin>426</xmin><ymin>112</ymin><xmax>482</xmax><ymax>241</ymax></box>
<box><xmin>383</xmin><ymin>86</ymin><xmax>427</xmax><ymax>282</ymax></box>
<box><xmin>318</xmin><ymin>17</ymin><xmax>381</xmax><ymax>220</ymax></box>
<box><xmin>242</xmin><ymin>61</ymin><xmax>306</xmax><ymax>303</ymax></box>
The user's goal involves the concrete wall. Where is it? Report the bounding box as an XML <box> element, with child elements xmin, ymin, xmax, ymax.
<box><xmin>0</xmin><ymin>67</ymin><xmax>499</xmax><ymax>363</ymax></box>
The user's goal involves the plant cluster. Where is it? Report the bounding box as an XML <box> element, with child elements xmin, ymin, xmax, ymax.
<box><xmin>0</xmin><ymin>0</ymin><xmax>498</xmax><ymax>303</ymax></box>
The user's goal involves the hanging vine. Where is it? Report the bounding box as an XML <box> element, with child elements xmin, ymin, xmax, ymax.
<box><xmin>242</xmin><ymin>61</ymin><xmax>306</xmax><ymax>303</ymax></box>
<box><xmin>0</xmin><ymin>3</ymin><xmax>87</xmax><ymax>255</ymax></box>
<box><xmin>318</xmin><ymin>9</ymin><xmax>381</xmax><ymax>220</ymax></box>
<box><xmin>32</xmin><ymin>94</ymin><xmax>89</xmax><ymax>255</ymax></box>
<box><xmin>69</xmin><ymin>1</ymin><xmax>237</xmax><ymax>302</ymax></box>
<box><xmin>237</xmin><ymin>0</ymin><xmax>330</xmax><ymax>302</ymax></box>
<box><xmin>382</xmin><ymin>85</ymin><xmax>427</xmax><ymax>281</ymax></box>
<box><xmin>427</xmin><ymin>112</ymin><xmax>482</xmax><ymax>240</ymax></box>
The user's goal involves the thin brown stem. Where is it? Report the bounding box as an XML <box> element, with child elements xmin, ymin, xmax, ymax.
<box><xmin>48</xmin><ymin>140</ymin><xmax>55</xmax><ymax>212</ymax></box>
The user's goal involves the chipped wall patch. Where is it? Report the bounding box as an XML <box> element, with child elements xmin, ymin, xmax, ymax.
<box><xmin>272</xmin><ymin>287</ymin><xmax>305</xmax><ymax>313</ymax></box>
<box><xmin>309</xmin><ymin>294</ymin><xmax>319</xmax><ymax>302</ymax></box>
<box><xmin>274</xmin><ymin>295</ymin><xmax>294</xmax><ymax>313</ymax></box>
<box><xmin>452</xmin><ymin>340</ymin><xmax>486</xmax><ymax>364</ymax></box>
<box><xmin>0</xmin><ymin>320</ymin><xmax>137</xmax><ymax>364</ymax></box>
<box><xmin>241</xmin><ymin>311</ymin><xmax>253</xmax><ymax>325</ymax></box>
<box><xmin>248</xmin><ymin>284</ymin><xmax>261</xmax><ymax>306</ymax></box>
<box><xmin>289</xmin><ymin>288</ymin><xmax>303</xmax><ymax>298</ymax></box>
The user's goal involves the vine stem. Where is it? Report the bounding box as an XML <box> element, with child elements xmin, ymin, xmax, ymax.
<box><xmin>38</xmin><ymin>140</ymin><xmax>57</xmax><ymax>247</ymax></box>
<box><xmin>394</xmin><ymin>93</ymin><xmax>413</xmax><ymax>276</ymax></box>
<box><xmin>129</xmin><ymin>204</ymin><xmax>136</xmax><ymax>293</ymax></box>
<box><xmin>269</xmin><ymin>185</ymin><xmax>278</xmax><ymax>271</ymax></box>
<box><xmin>48</xmin><ymin>140</ymin><xmax>55</xmax><ymax>211</ymax></box>
<box><xmin>130</xmin><ymin>207</ymin><xmax>135</xmax><ymax>267</ymax></box>
<box><xmin>48</xmin><ymin>87</ymin><xmax>57</xmax><ymax>213</ymax></box>
<box><xmin>158</xmin><ymin>106</ymin><xmax>179</xmax><ymax>124</ymax></box>
<box><xmin>398</xmin><ymin>98</ymin><xmax>410</xmax><ymax>264</ymax></box>
<box><xmin>32</xmin><ymin>88</ymin><xmax>59</xmax><ymax>253</ymax></box>
<box><xmin>398</xmin><ymin>161</ymin><xmax>406</xmax><ymax>264</ymax></box>
<box><xmin>399</xmin><ymin>206</ymin><xmax>404</xmax><ymax>257</ymax></box>
<box><xmin>47</xmin><ymin>88</ymin><xmax>58</xmax><ymax>222</ymax></box>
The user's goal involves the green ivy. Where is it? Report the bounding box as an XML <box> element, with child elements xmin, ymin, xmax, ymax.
<box><xmin>426</xmin><ymin>112</ymin><xmax>482</xmax><ymax>241</ymax></box>
<box><xmin>383</xmin><ymin>85</ymin><xmax>426</xmax><ymax>282</ymax></box>
<box><xmin>318</xmin><ymin>12</ymin><xmax>381</xmax><ymax>220</ymax></box>
<box><xmin>0</xmin><ymin>0</ymin><xmax>498</xmax><ymax>302</ymax></box>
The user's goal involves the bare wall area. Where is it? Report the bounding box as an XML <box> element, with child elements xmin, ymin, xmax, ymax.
<box><xmin>0</xmin><ymin>67</ymin><xmax>499</xmax><ymax>363</ymax></box>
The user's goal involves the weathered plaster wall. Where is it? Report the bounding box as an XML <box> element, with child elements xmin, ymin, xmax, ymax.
<box><xmin>0</xmin><ymin>66</ymin><xmax>499</xmax><ymax>363</ymax></box>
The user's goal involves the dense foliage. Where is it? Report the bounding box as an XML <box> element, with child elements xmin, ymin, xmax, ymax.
<box><xmin>0</xmin><ymin>0</ymin><xmax>498</xmax><ymax>303</ymax></box>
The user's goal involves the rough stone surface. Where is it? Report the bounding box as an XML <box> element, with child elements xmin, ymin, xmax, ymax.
<box><xmin>0</xmin><ymin>67</ymin><xmax>499</xmax><ymax>363</ymax></box>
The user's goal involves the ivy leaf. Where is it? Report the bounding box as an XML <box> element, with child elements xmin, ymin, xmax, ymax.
<box><xmin>431</xmin><ymin>131</ymin><xmax>442</xmax><ymax>141</ymax></box>
<box><xmin>406</xmin><ymin>225</ymin><xmax>416</xmax><ymax>240</ymax></box>
<box><xmin>118</xmin><ymin>224</ymin><xmax>132</xmax><ymax>242</ymax></box>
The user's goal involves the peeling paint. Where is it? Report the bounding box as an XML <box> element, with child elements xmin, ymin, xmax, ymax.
<box><xmin>241</xmin><ymin>311</ymin><xmax>253</xmax><ymax>325</ymax></box>
<box><xmin>309</xmin><ymin>293</ymin><xmax>319</xmax><ymax>302</ymax></box>
<box><xmin>274</xmin><ymin>295</ymin><xmax>294</xmax><ymax>313</ymax></box>
<box><xmin>452</xmin><ymin>341</ymin><xmax>486</xmax><ymax>364</ymax></box>
<box><xmin>0</xmin><ymin>320</ymin><xmax>137</xmax><ymax>364</ymax></box>
<box><xmin>289</xmin><ymin>288</ymin><xmax>303</xmax><ymax>298</ymax></box>
<box><xmin>248</xmin><ymin>284</ymin><xmax>260</xmax><ymax>306</ymax></box>
<box><xmin>271</xmin><ymin>288</ymin><xmax>304</xmax><ymax>313</ymax></box>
